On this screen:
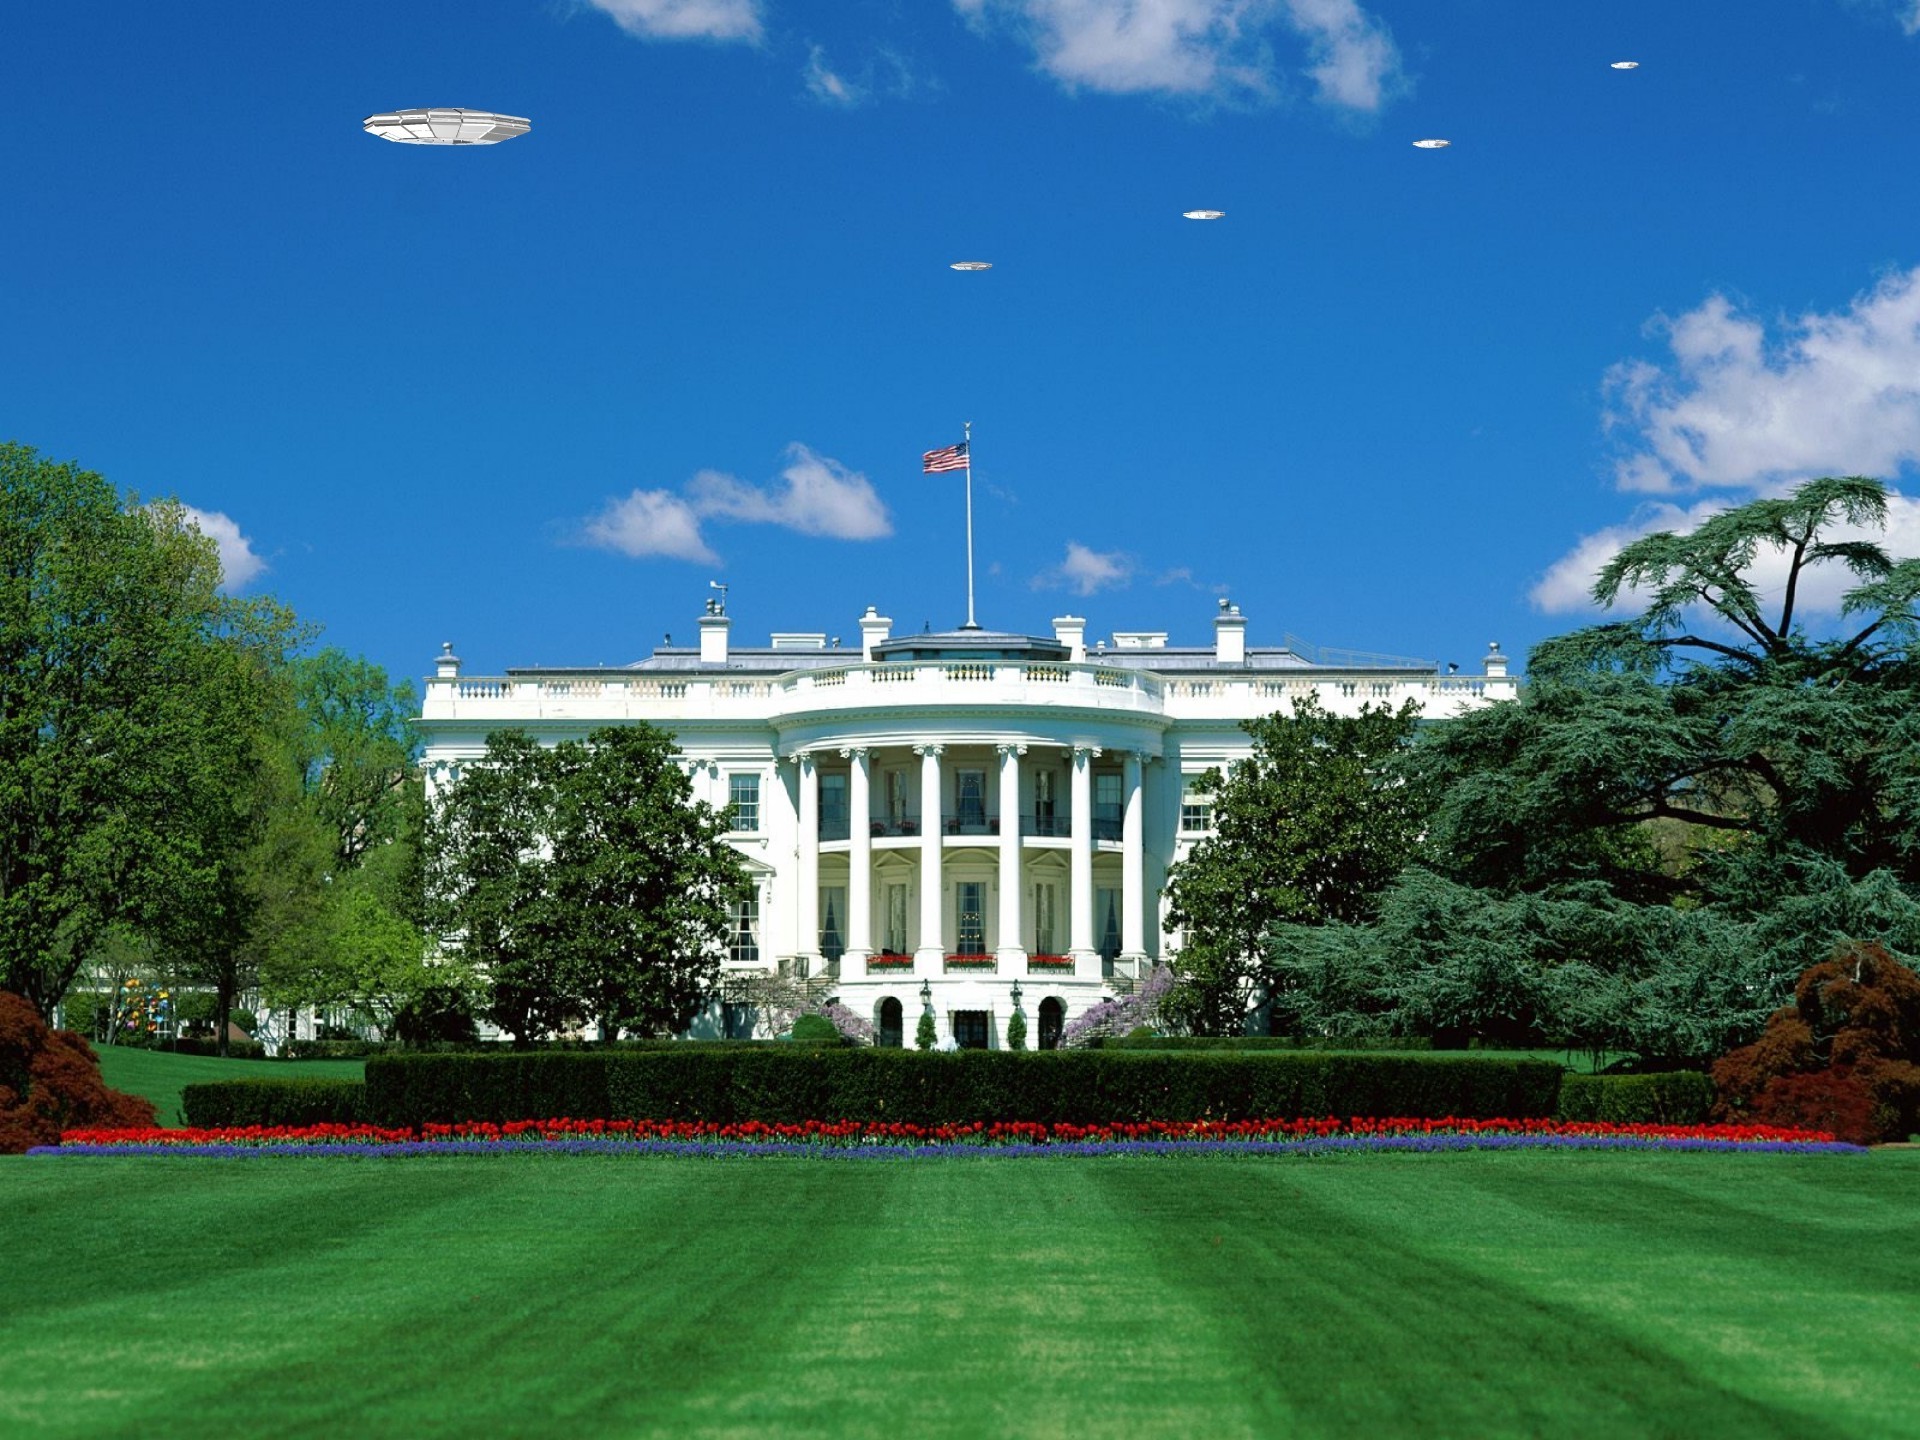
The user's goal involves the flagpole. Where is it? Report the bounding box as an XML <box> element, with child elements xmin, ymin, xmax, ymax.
<box><xmin>963</xmin><ymin>421</ymin><xmax>977</xmax><ymax>629</ymax></box>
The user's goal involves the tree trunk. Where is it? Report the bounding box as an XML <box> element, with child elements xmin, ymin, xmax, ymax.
<box><xmin>217</xmin><ymin>980</ymin><xmax>234</xmax><ymax>1059</ymax></box>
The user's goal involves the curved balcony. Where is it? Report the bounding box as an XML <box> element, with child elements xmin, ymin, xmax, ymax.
<box><xmin>772</xmin><ymin>660</ymin><xmax>1164</xmax><ymax>718</ymax></box>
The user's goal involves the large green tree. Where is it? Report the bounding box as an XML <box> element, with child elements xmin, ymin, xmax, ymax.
<box><xmin>426</xmin><ymin>725</ymin><xmax>748</xmax><ymax>1041</ymax></box>
<box><xmin>1416</xmin><ymin>476</ymin><xmax>1920</xmax><ymax>903</ymax></box>
<box><xmin>1163</xmin><ymin>693</ymin><xmax>1432</xmax><ymax>1033</ymax></box>
<box><xmin>0</xmin><ymin>443</ymin><xmax>296</xmax><ymax>1017</ymax></box>
<box><xmin>1279</xmin><ymin>476</ymin><xmax>1920</xmax><ymax>1060</ymax></box>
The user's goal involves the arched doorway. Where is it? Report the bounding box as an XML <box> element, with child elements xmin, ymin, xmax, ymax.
<box><xmin>1038</xmin><ymin>997</ymin><xmax>1065</xmax><ymax>1051</ymax></box>
<box><xmin>876</xmin><ymin>996</ymin><xmax>904</xmax><ymax>1049</ymax></box>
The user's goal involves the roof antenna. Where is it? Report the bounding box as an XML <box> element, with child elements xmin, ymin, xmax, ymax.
<box><xmin>709</xmin><ymin>579</ymin><xmax>728</xmax><ymax>615</ymax></box>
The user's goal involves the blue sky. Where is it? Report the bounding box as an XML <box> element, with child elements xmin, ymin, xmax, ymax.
<box><xmin>8</xmin><ymin>0</ymin><xmax>1920</xmax><ymax>688</ymax></box>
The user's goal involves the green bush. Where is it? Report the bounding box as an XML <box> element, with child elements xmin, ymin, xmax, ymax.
<box><xmin>1554</xmin><ymin>1071</ymin><xmax>1714</xmax><ymax>1126</ymax></box>
<box><xmin>166</xmin><ymin>1038</ymin><xmax>267</xmax><ymax>1060</ymax></box>
<box><xmin>181</xmin><ymin>1079</ymin><xmax>368</xmax><ymax>1128</ymax></box>
<box><xmin>365</xmin><ymin>1050</ymin><xmax>1568</xmax><ymax>1128</ymax></box>
<box><xmin>281</xmin><ymin>1040</ymin><xmax>401</xmax><ymax>1060</ymax></box>
<box><xmin>787</xmin><ymin>1014</ymin><xmax>843</xmax><ymax>1045</ymax></box>
<box><xmin>1100</xmin><ymin>1035</ymin><xmax>1436</xmax><ymax>1052</ymax></box>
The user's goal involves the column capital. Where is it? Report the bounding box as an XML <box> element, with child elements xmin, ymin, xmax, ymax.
<box><xmin>995</xmin><ymin>742</ymin><xmax>1028</xmax><ymax>758</ymax></box>
<box><xmin>1072</xmin><ymin>744</ymin><xmax>1103</xmax><ymax>762</ymax></box>
<box><xmin>912</xmin><ymin>743</ymin><xmax>945</xmax><ymax>758</ymax></box>
<box><xmin>838</xmin><ymin>745</ymin><xmax>870</xmax><ymax>760</ymax></box>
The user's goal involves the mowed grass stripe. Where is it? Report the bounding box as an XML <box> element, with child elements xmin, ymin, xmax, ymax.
<box><xmin>2</xmin><ymin>1153</ymin><xmax>1916</xmax><ymax>1439</ymax></box>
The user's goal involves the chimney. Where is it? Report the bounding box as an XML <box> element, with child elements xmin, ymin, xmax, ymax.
<box><xmin>859</xmin><ymin>606</ymin><xmax>892</xmax><ymax>661</ymax></box>
<box><xmin>1052</xmin><ymin>615</ymin><xmax>1086</xmax><ymax>663</ymax></box>
<box><xmin>1483</xmin><ymin>641</ymin><xmax>1508</xmax><ymax>679</ymax></box>
<box><xmin>1213</xmin><ymin>598</ymin><xmax>1246</xmax><ymax>664</ymax></box>
<box><xmin>698</xmin><ymin>601</ymin><xmax>730</xmax><ymax>664</ymax></box>
<box><xmin>435</xmin><ymin>642</ymin><xmax>461</xmax><ymax>680</ymax></box>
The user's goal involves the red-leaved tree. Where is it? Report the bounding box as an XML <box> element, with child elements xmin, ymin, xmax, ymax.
<box><xmin>0</xmin><ymin>991</ymin><xmax>157</xmax><ymax>1152</ymax></box>
<box><xmin>1712</xmin><ymin>940</ymin><xmax>1920</xmax><ymax>1144</ymax></box>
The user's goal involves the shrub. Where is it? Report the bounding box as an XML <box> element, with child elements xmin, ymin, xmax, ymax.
<box><xmin>915</xmin><ymin>1009</ymin><xmax>936</xmax><ymax>1051</ymax></box>
<box><xmin>394</xmin><ymin>985</ymin><xmax>480</xmax><ymax>1048</ymax></box>
<box><xmin>1006</xmin><ymin>1009</ymin><xmax>1027</xmax><ymax>1051</ymax></box>
<box><xmin>364</xmin><ymin>1049</ymin><xmax>1568</xmax><ymax>1128</ymax></box>
<box><xmin>166</xmin><ymin>1037</ymin><xmax>267</xmax><ymax>1060</ymax></box>
<box><xmin>1101</xmin><ymin>1035</ymin><xmax>1436</xmax><ymax>1052</ymax></box>
<box><xmin>0</xmin><ymin>992</ymin><xmax>156</xmax><ymax>1151</ymax></box>
<box><xmin>1554</xmin><ymin>1071</ymin><xmax>1714</xmax><ymax>1125</ymax></box>
<box><xmin>182</xmin><ymin>1079</ymin><xmax>368</xmax><ymax>1128</ymax></box>
<box><xmin>788</xmin><ymin>1014</ymin><xmax>844</xmax><ymax>1045</ymax></box>
<box><xmin>281</xmin><ymin>1040</ymin><xmax>401</xmax><ymax>1060</ymax></box>
<box><xmin>1712</xmin><ymin>940</ymin><xmax>1920</xmax><ymax>1144</ymax></box>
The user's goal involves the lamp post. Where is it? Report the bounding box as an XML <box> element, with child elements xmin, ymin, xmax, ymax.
<box><xmin>920</xmin><ymin>979</ymin><xmax>933</xmax><ymax>1011</ymax></box>
<box><xmin>1009</xmin><ymin>978</ymin><xmax>1023</xmax><ymax>1011</ymax></box>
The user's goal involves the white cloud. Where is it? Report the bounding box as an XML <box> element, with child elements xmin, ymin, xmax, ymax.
<box><xmin>1033</xmin><ymin>541</ymin><xmax>1134</xmax><ymax>595</ymax></box>
<box><xmin>1907</xmin><ymin>2</ymin><xmax>1920</xmax><ymax>37</ymax></box>
<box><xmin>179</xmin><ymin>505</ymin><xmax>266</xmax><ymax>592</ymax></box>
<box><xmin>579</xmin><ymin>445</ymin><xmax>890</xmax><ymax>564</ymax></box>
<box><xmin>1282</xmin><ymin>0</ymin><xmax>1400</xmax><ymax>110</ymax></box>
<box><xmin>582</xmin><ymin>489</ymin><xmax>720</xmax><ymax>565</ymax></box>
<box><xmin>1605</xmin><ymin>268</ymin><xmax>1920</xmax><ymax>493</ymax></box>
<box><xmin>581</xmin><ymin>0</ymin><xmax>763</xmax><ymax>43</ymax></box>
<box><xmin>1530</xmin><ymin>489</ymin><xmax>1920</xmax><ymax>617</ymax></box>
<box><xmin>803</xmin><ymin>45</ymin><xmax>865</xmax><ymax>106</ymax></box>
<box><xmin>686</xmin><ymin>444</ymin><xmax>892</xmax><ymax>539</ymax></box>
<box><xmin>954</xmin><ymin>0</ymin><xmax>1399</xmax><ymax>107</ymax></box>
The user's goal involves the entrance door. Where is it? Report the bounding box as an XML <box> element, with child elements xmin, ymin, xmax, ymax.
<box><xmin>819</xmin><ymin>886</ymin><xmax>846</xmax><ymax>963</ymax></box>
<box><xmin>877</xmin><ymin>997</ymin><xmax>903</xmax><ymax>1049</ymax></box>
<box><xmin>1038</xmin><ymin>998</ymin><xmax>1065</xmax><ymax>1051</ymax></box>
<box><xmin>1096</xmin><ymin>887</ymin><xmax>1122</xmax><ymax>962</ymax></box>
<box><xmin>884</xmin><ymin>883</ymin><xmax>909</xmax><ymax>954</ymax></box>
<box><xmin>953</xmin><ymin>1010</ymin><xmax>990</xmax><ymax>1050</ymax></box>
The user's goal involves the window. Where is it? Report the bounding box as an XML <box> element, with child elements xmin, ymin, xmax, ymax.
<box><xmin>956</xmin><ymin>769</ymin><xmax>986</xmax><ymax>828</ymax></box>
<box><xmin>1180</xmin><ymin>782</ymin><xmax>1214</xmax><ymax>834</ymax></box>
<box><xmin>1096</xmin><ymin>887</ymin><xmax>1122</xmax><ymax>962</ymax></box>
<box><xmin>1034</xmin><ymin>769</ymin><xmax>1060</xmax><ymax>834</ymax></box>
<box><xmin>956</xmin><ymin>881</ymin><xmax>986</xmax><ymax>954</ymax></box>
<box><xmin>728</xmin><ymin>895</ymin><xmax>759</xmax><ymax>964</ymax></box>
<box><xmin>953</xmin><ymin>1010</ymin><xmax>990</xmax><ymax>1050</ymax></box>
<box><xmin>1094</xmin><ymin>772</ymin><xmax>1122</xmax><ymax>841</ymax></box>
<box><xmin>819</xmin><ymin>886</ymin><xmax>845</xmax><ymax>961</ymax></box>
<box><xmin>1033</xmin><ymin>881</ymin><xmax>1057</xmax><ymax>954</ymax></box>
<box><xmin>886</xmin><ymin>770</ymin><xmax>909</xmax><ymax>824</ymax></box>
<box><xmin>819</xmin><ymin>772</ymin><xmax>848</xmax><ymax>839</ymax></box>
<box><xmin>877</xmin><ymin>997</ymin><xmax>903</xmax><ymax>1049</ymax></box>
<box><xmin>885</xmin><ymin>883</ymin><xmax>910</xmax><ymax>954</ymax></box>
<box><xmin>728</xmin><ymin>773</ymin><xmax>760</xmax><ymax>832</ymax></box>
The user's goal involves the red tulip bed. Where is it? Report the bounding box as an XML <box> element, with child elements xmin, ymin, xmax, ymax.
<box><xmin>35</xmin><ymin>1115</ymin><xmax>1862</xmax><ymax>1158</ymax></box>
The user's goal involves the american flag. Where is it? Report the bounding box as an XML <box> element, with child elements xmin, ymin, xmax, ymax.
<box><xmin>922</xmin><ymin>441</ymin><xmax>969</xmax><ymax>474</ymax></box>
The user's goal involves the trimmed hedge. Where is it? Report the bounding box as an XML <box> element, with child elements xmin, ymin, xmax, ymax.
<box><xmin>365</xmin><ymin>1050</ymin><xmax>1567</xmax><ymax>1128</ymax></box>
<box><xmin>1100</xmin><ymin>1036</ymin><xmax>1437</xmax><ymax>1052</ymax></box>
<box><xmin>1554</xmin><ymin>1071</ymin><xmax>1714</xmax><ymax>1126</ymax></box>
<box><xmin>168</xmin><ymin>1038</ymin><xmax>267</xmax><ymax>1060</ymax></box>
<box><xmin>181</xmin><ymin>1079</ymin><xmax>368</xmax><ymax>1128</ymax></box>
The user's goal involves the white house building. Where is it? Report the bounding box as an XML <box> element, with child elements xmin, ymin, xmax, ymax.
<box><xmin>417</xmin><ymin>600</ymin><xmax>1515</xmax><ymax>1049</ymax></box>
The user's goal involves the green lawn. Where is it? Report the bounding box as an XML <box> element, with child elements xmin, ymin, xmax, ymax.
<box><xmin>91</xmin><ymin>1046</ymin><xmax>365</xmax><ymax>1126</ymax></box>
<box><xmin>2</xmin><ymin>1149</ymin><xmax>1914</xmax><ymax>1439</ymax></box>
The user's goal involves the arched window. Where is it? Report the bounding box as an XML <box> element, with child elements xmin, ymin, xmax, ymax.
<box><xmin>877</xmin><ymin>997</ymin><xmax>904</xmax><ymax>1049</ymax></box>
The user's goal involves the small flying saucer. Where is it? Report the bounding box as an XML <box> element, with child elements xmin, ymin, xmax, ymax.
<box><xmin>1182</xmin><ymin>209</ymin><xmax>1226</xmax><ymax>220</ymax></box>
<box><xmin>950</xmin><ymin>261</ymin><xmax>993</xmax><ymax>271</ymax></box>
<box><xmin>1610</xmin><ymin>61</ymin><xmax>1640</xmax><ymax>70</ymax></box>
<box><xmin>363</xmin><ymin>108</ymin><xmax>530</xmax><ymax>145</ymax></box>
<box><xmin>1412</xmin><ymin>138</ymin><xmax>1450</xmax><ymax>149</ymax></box>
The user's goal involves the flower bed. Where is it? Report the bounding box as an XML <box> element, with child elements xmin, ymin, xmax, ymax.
<box><xmin>33</xmin><ymin>1115</ymin><xmax>1864</xmax><ymax>1159</ymax></box>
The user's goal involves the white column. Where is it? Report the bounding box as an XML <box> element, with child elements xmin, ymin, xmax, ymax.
<box><xmin>845</xmin><ymin>746</ymin><xmax>872</xmax><ymax>973</ymax></box>
<box><xmin>1069</xmin><ymin>744</ymin><xmax>1098</xmax><ymax>968</ymax></box>
<box><xmin>796</xmin><ymin>753</ymin><xmax>820</xmax><ymax>975</ymax></box>
<box><xmin>996</xmin><ymin>743</ymin><xmax>1025</xmax><ymax>968</ymax></box>
<box><xmin>915</xmin><ymin>744</ymin><xmax>944</xmax><ymax>970</ymax></box>
<box><xmin>1121</xmin><ymin>750</ymin><xmax>1148</xmax><ymax>967</ymax></box>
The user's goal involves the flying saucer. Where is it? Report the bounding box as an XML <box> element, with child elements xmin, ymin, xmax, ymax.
<box><xmin>362</xmin><ymin>108</ymin><xmax>531</xmax><ymax>145</ymax></box>
<box><xmin>950</xmin><ymin>261</ymin><xmax>993</xmax><ymax>271</ymax></box>
<box><xmin>1182</xmin><ymin>209</ymin><xmax>1226</xmax><ymax>220</ymax></box>
<box><xmin>1610</xmin><ymin>61</ymin><xmax>1640</xmax><ymax>70</ymax></box>
<box><xmin>1412</xmin><ymin>138</ymin><xmax>1450</xmax><ymax>149</ymax></box>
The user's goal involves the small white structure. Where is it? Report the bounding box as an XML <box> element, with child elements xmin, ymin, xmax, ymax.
<box><xmin>418</xmin><ymin>600</ymin><xmax>1516</xmax><ymax>1049</ymax></box>
<box><xmin>362</xmin><ymin>109</ymin><xmax>530</xmax><ymax>145</ymax></box>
